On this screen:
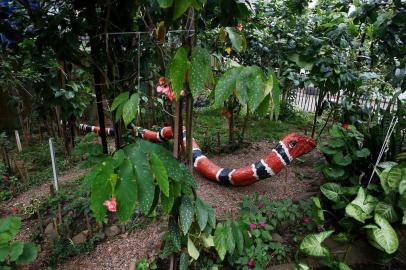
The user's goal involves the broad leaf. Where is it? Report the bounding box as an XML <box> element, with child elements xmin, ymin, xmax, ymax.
<box><xmin>299</xmin><ymin>230</ymin><xmax>334</xmax><ymax>257</ymax></box>
<box><xmin>169</xmin><ymin>47</ymin><xmax>188</xmax><ymax>98</ymax></box>
<box><xmin>328</xmin><ymin>138</ymin><xmax>345</xmax><ymax>148</ymax></box>
<box><xmin>158</xmin><ymin>0</ymin><xmax>174</xmax><ymax>8</ymax></box>
<box><xmin>225</xmin><ymin>221</ymin><xmax>235</xmax><ymax>255</ymax></box>
<box><xmin>214</xmin><ymin>223</ymin><xmax>227</xmax><ymax>260</ymax></box>
<box><xmin>122</xmin><ymin>93</ymin><xmax>139</xmax><ymax>127</ymax></box>
<box><xmin>150</xmin><ymin>153</ymin><xmax>169</xmax><ymax>197</ymax></box>
<box><xmin>269</xmin><ymin>71</ymin><xmax>280</xmax><ymax>120</ymax></box>
<box><xmin>131</xmin><ymin>149</ymin><xmax>155</xmax><ymax>214</ymax></box>
<box><xmin>9</xmin><ymin>241</ymin><xmax>24</xmax><ymax>262</ymax></box>
<box><xmin>333</xmin><ymin>152</ymin><xmax>352</xmax><ymax>166</ymax></box>
<box><xmin>375</xmin><ymin>202</ymin><xmax>398</xmax><ymax>223</ymax></box>
<box><xmin>232</xmin><ymin>221</ymin><xmax>244</xmax><ymax>254</ymax></box>
<box><xmin>354</xmin><ymin>148</ymin><xmax>370</xmax><ymax>158</ymax></box>
<box><xmin>116</xmin><ymin>160</ymin><xmax>138</xmax><ymax>222</ymax></box>
<box><xmin>195</xmin><ymin>198</ymin><xmax>209</xmax><ymax>231</ymax></box>
<box><xmin>365</xmin><ymin>214</ymin><xmax>399</xmax><ymax>254</ymax></box>
<box><xmin>321</xmin><ymin>183</ymin><xmax>342</xmax><ymax>202</ymax></box>
<box><xmin>345</xmin><ymin>187</ymin><xmax>378</xmax><ymax>223</ymax></box>
<box><xmin>169</xmin><ymin>218</ymin><xmax>181</xmax><ymax>250</ymax></box>
<box><xmin>15</xmin><ymin>242</ymin><xmax>37</xmax><ymax>263</ymax></box>
<box><xmin>214</xmin><ymin>67</ymin><xmax>242</xmax><ymax>107</ymax></box>
<box><xmin>322</xmin><ymin>166</ymin><xmax>345</xmax><ymax>179</ymax></box>
<box><xmin>179</xmin><ymin>252</ymin><xmax>189</xmax><ymax>270</ymax></box>
<box><xmin>173</xmin><ymin>0</ymin><xmax>192</xmax><ymax>20</ymax></box>
<box><xmin>111</xmin><ymin>92</ymin><xmax>129</xmax><ymax>111</ymax></box>
<box><xmin>187</xmin><ymin>237</ymin><xmax>200</xmax><ymax>260</ymax></box>
<box><xmin>225</xmin><ymin>27</ymin><xmax>243</xmax><ymax>52</ymax></box>
<box><xmin>179</xmin><ymin>195</ymin><xmax>195</xmax><ymax>235</ymax></box>
<box><xmin>190</xmin><ymin>46</ymin><xmax>211</xmax><ymax>97</ymax></box>
<box><xmin>236</xmin><ymin>66</ymin><xmax>265</xmax><ymax>111</ymax></box>
<box><xmin>0</xmin><ymin>244</ymin><xmax>8</xmax><ymax>262</ymax></box>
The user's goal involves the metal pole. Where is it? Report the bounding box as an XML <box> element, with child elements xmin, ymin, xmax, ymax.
<box><xmin>49</xmin><ymin>138</ymin><xmax>59</xmax><ymax>191</ymax></box>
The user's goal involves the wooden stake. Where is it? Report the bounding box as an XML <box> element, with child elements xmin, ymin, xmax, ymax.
<box><xmin>15</xmin><ymin>130</ymin><xmax>22</xmax><ymax>152</ymax></box>
<box><xmin>49</xmin><ymin>138</ymin><xmax>59</xmax><ymax>191</ymax></box>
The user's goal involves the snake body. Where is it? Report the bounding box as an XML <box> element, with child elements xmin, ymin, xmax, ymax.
<box><xmin>79</xmin><ymin>124</ymin><xmax>316</xmax><ymax>186</ymax></box>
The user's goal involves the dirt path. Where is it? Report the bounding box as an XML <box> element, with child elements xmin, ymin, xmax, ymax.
<box><xmin>56</xmin><ymin>140</ymin><xmax>322</xmax><ymax>270</ymax></box>
<box><xmin>0</xmin><ymin>167</ymin><xmax>88</xmax><ymax>211</ymax></box>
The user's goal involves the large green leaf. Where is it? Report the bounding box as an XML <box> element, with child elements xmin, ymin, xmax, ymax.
<box><xmin>375</xmin><ymin>202</ymin><xmax>398</xmax><ymax>223</ymax></box>
<box><xmin>195</xmin><ymin>198</ymin><xmax>209</xmax><ymax>231</ymax></box>
<box><xmin>190</xmin><ymin>46</ymin><xmax>211</xmax><ymax>97</ymax></box>
<box><xmin>0</xmin><ymin>217</ymin><xmax>21</xmax><ymax>238</ymax></box>
<box><xmin>321</xmin><ymin>183</ymin><xmax>342</xmax><ymax>202</ymax></box>
<box><xmin>256</xmin><ymin>94</ymin><xmax>271</xmax><ymax>117</ymax></box>
<box><xmin>322</xmin><ymin>166</ymin><xmax>345</xmax><ymax>179</ymax></box>
<box><xmin>90</xmin><ymin>159</ymin><xmax>114</xmax><ymax>223</ymax></box>
<box><xmin>225</xmin><ymin>27</ymin><xmax>243</xmax><ymax>52</ymax></box>
<box><xmin>150</xmin><ymin>153</ymin><xmax>169</xmax><ymax>197</ymax></box>
<box><xmin>9</xmin><ymin>241</ymin><xmax>24</xmax><ymax>262</ymax></box>
<box><xmin>169</xmin><ymin>218</ymin><xmax>181</xmax><ymax>251</ymax></box>
<box><xmin>236</xmin><ymin>66</ymin><xmax>265</xmax><ymax>111</ymax></box>
<box><xmin>214</xmin><ymin>223</ymin><xmax>228</xmax><ymax>260</ymax></box>
<box><xmin>131</xmin><ymin>150</ymin><xmax>155</xmax><ymax>214</ymax></box>
<box><xmin>0</xmin><ymin>244</ymin><xmax>8</xmax><ymax>262</ymax></box>
<box><xmin>333</xmin><ymin>152</ymin><xmax>352</xmax><ymax>166</ymax></box>
<box><xmin>318</xmin><ymin>145</ymin><xmax>338</xmax><ymax>155</ymax></box>
<box><xmin>179</xmin><ymin>195</ymin><xmax>195</xmax><ymax>235</ymax></box>
<box><xmin>15</xmin><ymin>242</ymin><xmax>37</xmax><ymax>263</ymax></box>
<box><xmin>345</xmin><ymin>187</ymin><xmax>378</xmax><ymax>223</ymax></box>
<box><xmin>122</xmin><ymin>93</ymin><xmax>139</xmax><ymax>127</ymax></box>
<box><xmin>299</xmin><ymin>230</ymin><xmax>334</xmax><ymax>257</ymax></box>
<box><xmin>328</xmin><ymin>138</ymin><xmax>345</xmax><ymax>148</ymax></box>
<box><xmin>214</xmin><ymin>67</ymin><xmax>242</xmax><ymax>107</ymax></box>
<box><xmin>287</xmin><ymin>53</ymin><xmax>314</xmax><ymax>70</ymax></box>
<box><xmin>161</xmin><ymin>182</ymin><xmax>177</xmax><ymax>214</ymax></box>
<box><xmin>173</xmin><ymin>0</ymin><xmax>192</xmax><ymax>20</ymax></box>
<box><xmin>116</xmin><ymin>160</ymin><xmax>138</xmax><ymax>222</ymax></box>
<box><xmin>187</xmin><ymin>237</ymin><xmax>200</xmax><ymax>260</ymax></box>
<box><xmin>169</xmin><ymin>47</ymin><xmax>188</xmax><ymax>98</ymax></box>
<box><xmin>225</xmin><ymin>221</ymin><xmax>235</xmax><ymax>255</ymax></box>
<box><xmin>179</xmin><ymin>252</ymin><xmax>189</xmax><ymax>270</ymax></box>
<box><xmin>354</xmin><ymin>148</ymin><xmax>370</xmax><ymax>158</ymax></box>
<box><xmin>158</xmin><ymin>0</ymin><xmax>174</xmax><ymax>8</ymax></box>
<box><xmin>365</xmin><ymin>214</ymin><xmax>399</xmax><ymax>254</ymax></box>
<box><xmin>231</xmin><ymin>221</ymin><xmax>244</xmax><ymax>254</ymax></box>
<box><xmin>111</xmin><ymin>92</ymin><xmax>129</xmax><ymax>111</ymax></box>
<box><xmin>387</xmin><ymin>167</ymin><xmax>402</xmax><ymax>190</ymax></box>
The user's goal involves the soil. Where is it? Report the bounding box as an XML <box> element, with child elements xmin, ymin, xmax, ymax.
<box><xmin>55</xmin><ymin>140</ymin><xmax>322</xmax><ymax>270</ymax></box>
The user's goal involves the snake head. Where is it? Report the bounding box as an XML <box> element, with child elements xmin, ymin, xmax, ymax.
<box><xmin>280</xmin><ymin>133</ymin><xmax>316</xmax><ymax>159</ymax></box>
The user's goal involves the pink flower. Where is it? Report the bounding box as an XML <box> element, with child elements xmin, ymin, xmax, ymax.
<box><xmin>303</xmin><ymin>216</ymin><xmax>310</xmax><ymax>223</ymax></box>
<box><xmin>257</xmin><ymin>202</ymin><xmax>263</xmax><ymax>209</ymax></box>
<box><xmin>103</xmin><ymin>197</ymin><xmax>117</xmax><ymax>212</ymax></box>
<box><xmin>2</xmin><ymin>175</ymin><xmax>9</xmax><ymax>181</ymax></box>
<box><xmin>249</xmin><ymin>223</ymin><xmax>256</xmax><ymax>229</ymax></box>
<box><xmin>269</xmin><ymin>211</ymin><xmax>273</xmax><ymax>215</ymax></box>
<box><xmin>247</xmin><ymin>259</ymin><xmax>255</xmax><ymax>267</ymax></box>
<box><xmin>11</xmin><ymin>207</ymin><xmax>17</xmax><ymax>214</ymax></box>
<box><xmin>259</xmin><ymin>221</ymin><xmax>266</xmax><ymax>229</ymax></box>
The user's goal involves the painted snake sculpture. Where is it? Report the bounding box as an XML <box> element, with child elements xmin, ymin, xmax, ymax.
<box><xmin>79</xmin><ymin>123</ymin><xmax>316</xmax><ymax>186</ymax></box>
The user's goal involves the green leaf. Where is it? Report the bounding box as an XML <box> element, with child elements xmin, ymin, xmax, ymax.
<box><xmin>333</xmin><ymin>152</ymin><xmax>352</xmax><ymax>166</ymax></box>
<box><xmin>338</xmin><ymin>262</ymin><xmax>352</xmax><ymax>270</ymax></box>
<box><xmin>0</xmin><ymin>217</ymin><xmax>21</xmax><ymax>238</ymax></box>
<box><xmin>158</xmin><ymin>0</ymin><xmax>174</xmax><ymax>8</ymax></box>
<box><xmin>387</xmin><ymin>167</ymin><xmax>402</xmax><ymax>190</ymax></box>
<box><xmin>169</xmin><ymin>47</ymin><xmax>188</xmax><ymax>98</ymax></box>
<box><xmin>287</xmin><ymin>53</ymin><xmax>314</xmax><ymax>70</ymax></box>
<box><xmin>318</xmin><ymin>145</ymin><xmax>338</xmax><ymax>155</ymax></box>
<box><xmin>179</xmin><ymin>195</ymin><xmax>195</xmax><ymax>235</ymax></box>
<box><xmin>299</xmin><ymin>230</ymin><xmax>334</xmax><ymax>257</ymax></box>
<box><xmin>321</xmin><ymin>183</ymin><xmax>342</xmax><ymax>202</ymax></box>
<box><xmin>257</xmin><ymin>94</ymin><xmax>271</xmax><ymax>117</ymax></box>
<box><xmin>399</xmin><ymin>178</ymin><xmax>406</xmax><ymax>195</ymax></box>
<box><xmin>187</xmin><ymin>237</ymin><xmax>200</xmax><ymax>260</ymax></box>
<box><xmin>111</xmin><ymin>92</ymin><xmax>129</xmax><ymax>111</ymax></box>
<box><xmin>231</xmin><ymin>221</ymin><xmax>244</xmax><ymax>254</ymax></box>
<box><xmin>346</xmin><ymin>203</ymin><xmax>371</xmax><ymax>223</ymax></box>
<box><xmin>214</xmin><ymin>67</ymin><xmax>242</xmax><ymax>107</ymax></box>
<box><xmin>225</xmin><ymin>27</ymin><xmax>243</xmax><ymax>52</ymax></box>
<box><xmin>322</xmin><ymin>166</ymin><xmax>345</xmax><ymax>179</ymax></box>
<box><xmin>345</xmin><ymin>187</ymin><xmax>378</xmax><ymax>223</ymax></box>
<box><xmin>354</xmin><ymin>148</ymin><xmax>370</xmax><ymax>158</ymax></box>
<box><xmin>9</xmin><ymin>241</ymin><xmax>24</xmax><ymax>262</ymax></box>
<box><xmin>296</xmin><ymin>263</ymin><xmax>311</xmax><ymax>270</ymax></box>
<box><xmin>90</xmin><ymin>159</ymin><xmax>114</xmax><ymax>223</ymax></box>
<box><xmin>207</xmin><ymin>206</ymin><xmax>216</xmax><ymax>229</ymax></box>
<box><xmin>179</xmin><ymin>252</ymin><xmax>189</xmax><ymax>270</ymax></box>
<box><xmin>195</xmin><ymin>198</ymin><xmax>209</xmax><ymax>231</ymax></box>
<box><xmin>236</xmin><ymin>66</ymin><xmax>265</xmax><ymax>111</ymax></box>
<box><xmin>173</xmin><ymin>0</ymin><xmax>192</xmax><ymax>20</ymax></box>
<box><xmin>225</xmin><ymin>221</ymin><xmax>235</xmax><ymax>255</ymax></box>
<box><xmin>122</xmin><ymin>93</ymin><xmax>139</xmax><ymax>127</ymax></box>
<box><xmin>169</xmin><ymin>218</ymin><xmax>181</xmax><ymax>251</ymax></box>
<box><xmin>115</xmin><ymin>102</ymin><xmax>125</xmax><ymax>123</ymax></box>
<box><xmin>365</xmin><ymin>214</ymin><xmax>399</xmax><ymax>254</ymax></box>
<box><xmin>131</xmin><ymin>149</ymin><xmax>155</xmax><ymax>214</ymax></box>
<box><xmin>0</xmin><ymin>244</ymin><xmax>8</xmax><ymax>262</ymax></box>
<box><xmin>269</xmin><ymin>71</ymin><xmax>281</xmax><ymax>120</ymax></box>
<box><xmin>375</xmin><ymin>202</ymin><xmax>398</xmax><ymax>223</ymax></box>
<box><xmin>214</xmin><ymin>223</ymin><xmax>227</xmax><ymax>260</ymax></box>
<box><xmin>116</xmin><ymin>160</ymin><xmax>138</xmax><ymax>222</ymax></box>
<box><xmin>15</xmin><ymin>242</ymin><xmax>37</xmax><ymax>263</ymax></box>
<box><xmin>328</xmin><ymin>138</ymin><xmax>345</xmax><ymax>148</ymax></box>
<box><xmin>190</xmin><ymin>46</ymin><xmax>211</xmax><ymax>97</ymax></box>
<box><xmin>149</xmin><ymin>153</ymin><xmax>169</xmax><ymax>197</ymax></box>
<box><xmin>161</xmin><ymin>183</ymin><xmax>176</xmax><ymax>214</ymax></box>
<box><xmin>403</xmin><ymin>209</ymin><xmax>406</xmax><ymax>225</ymax></box>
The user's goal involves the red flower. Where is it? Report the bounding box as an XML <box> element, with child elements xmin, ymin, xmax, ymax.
<box><xmin>342</xmin><ymin>123</ymin><xmax>349</xmax><ymax>129</ymax></box>
<box><xmin>303</xmin><ymin>216</ymin><xmax>311</xmax><ymax>223</ymax></box>
<box><xmin>103</xmin><ymin>197</ymin><xmax>117</xmax><ymax>212</ymax></box>
<box><xmin>247</xmin><ymin>259</ymin><xmax>255</xmax><ymax>268</ymax></box>
<box><xmin>257</xmin><ymin>202</ymin><xmax>263</xmax><ymax>209</ymax></box>
<box><xmin>2</xmin><ymin>175</ymin><xmax>9</xmax><ymax>181</ymax></box>
<box><xmin>249</xmin><ymin>223</ymin><xmax>256</xmax><ymax>229</ymax></box>
<box><xmin>259</xmin><ymin>221</ymin><xmax>266</xmax><ymax>229</ymax></box>
<box><xmin>11</xmin><ymin>207</ymin><xmax>17</xmax><ymax>214</ymax></box>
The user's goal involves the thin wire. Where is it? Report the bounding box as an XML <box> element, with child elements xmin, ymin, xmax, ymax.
<box><xmin>137</xmin><ymin>33</ymin><xmax>141</xmax><ymax>91</ymax></box>
<box><xmin>97</xmin><ymin>29</ymin><xmax>196</xmax><ymax>38</ymax></box>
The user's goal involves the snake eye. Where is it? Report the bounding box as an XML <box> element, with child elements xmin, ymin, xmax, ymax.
<box><xmin>289</xmin><ymin>140</ymin><xmax>297</xmax><ymax>148</ymax></box>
